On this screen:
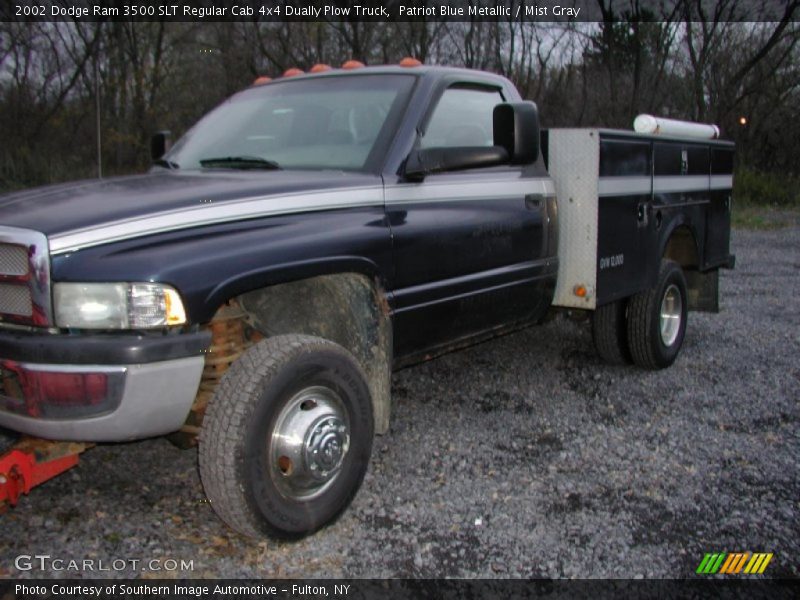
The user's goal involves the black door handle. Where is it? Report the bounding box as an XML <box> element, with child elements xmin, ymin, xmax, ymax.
<box><xmin>637</xmin><ymin>202</ymin><xmax>649</xmax><ymax>226</ymax></box>
<box><xmin>525</xmin><ymin>193</ymin><xmax>544</xmax><ymax>210</ymax></box>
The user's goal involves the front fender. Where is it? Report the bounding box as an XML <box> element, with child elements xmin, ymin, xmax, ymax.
<box><xmin>50</xmin><ymin>208</ymin><xmax>393</xmax><ymax>325</ymax></box>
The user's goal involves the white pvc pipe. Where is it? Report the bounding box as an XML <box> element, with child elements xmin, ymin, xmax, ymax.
<box><xmin>633</xmin><ymin>114</ymin><xmax>720</xmax><ymax>139</ymax></box>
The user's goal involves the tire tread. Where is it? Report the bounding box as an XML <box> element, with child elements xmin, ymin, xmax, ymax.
<box><xmin>627</xmin><ymin>260</ymin><xmax>686</xmax><ymax>369</ymax></box>
<box><xmin>592</xmin><ymin>300</ymin><xmax>630</xmax><ymax>365</ymax></box>
<box><xmin>199</xmin><ymin>334</ymin><xmax>358</xmax><ymax>538</ymax></box>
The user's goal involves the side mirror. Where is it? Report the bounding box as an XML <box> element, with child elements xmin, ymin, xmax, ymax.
<box><xmin>150</xmin><ymin>130</ymin><xmax>172</xmax><ymax>161</ymax></box>
<box><xmin>493</xmin><ymin>102</ymin><xmax>540</xmax><ymax>164</ymax></box>
<box><xmin>404</xmin><ymin>146</ymin><xmax>510</xmax><ymax>181</ymax></box>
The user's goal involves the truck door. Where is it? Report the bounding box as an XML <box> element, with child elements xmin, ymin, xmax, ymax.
<box><xmin>386</xmin><ymin>84</ymin><xmax>552</xmax><ymax>360</ymax></box>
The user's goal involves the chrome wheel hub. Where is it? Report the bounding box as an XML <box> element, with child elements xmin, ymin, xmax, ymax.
<box><xmin>659</xmin><ymin>284</ymin><xmax>682</xmax><ymax>347</ymax></box>
<box><xmin>269</xmin><ymin>386</ymin><xmax>350</xmax><ymax>500</ymax></box>
<box><xmin>305</xmin><ymin>416</ymin><xmax>348</xmax><ymax>478</ymax></box>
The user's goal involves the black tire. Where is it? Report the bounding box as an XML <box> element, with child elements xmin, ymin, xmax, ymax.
<box><xmin>199</xmin><ymin>334</ymin><xmax>373</xmax><ymax>539</ymax></box>
<box><xmin>626</xmin><ymin>260</ymin><xmax>688</xmax><ymax>369</ymax></box>
<box><xmin>591</xmin><ymin>299</ymin><xmax>631</xmax><ymax>365</ymax></box>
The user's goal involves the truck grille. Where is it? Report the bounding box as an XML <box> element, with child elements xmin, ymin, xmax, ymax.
<box><xmin>0</xmin><ymin>244</ymin><xmax>28</xmax><ymax>276</ymax></box>
<box><xmin>0</xmin><ymin>282</ymin><xmax>33</xmax><ymax>316</ymax></box>
<box><xmin>0</xmin><ymin>227</ymin><xmax>52</xmax><ymax>326</ymax></box>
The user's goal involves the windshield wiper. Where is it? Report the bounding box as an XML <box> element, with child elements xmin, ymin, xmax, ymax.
<box><xmin>199</xmin><ymin>156</ymin><xmax>281</xmax><ymax>170</ymax></box>
<box><xmin>153</xmin><ymin>158</ymin><xmax>179</xmax><ymax>169</ymax></box>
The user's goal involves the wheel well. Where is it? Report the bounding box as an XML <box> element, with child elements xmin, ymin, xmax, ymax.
<box><xmin>236</xmin><ymin>273</ymin><xmax>392</xmax><ymax>434</ymax></box>
<box><xmin>662</xmin><ymin>225</ymin><xmax>719</xmax><ymax>312</ymax></box>
<box><xmin>663</xmin><ymin>225</ymin><xmax>699</xmax><ymax>269</ymax></box>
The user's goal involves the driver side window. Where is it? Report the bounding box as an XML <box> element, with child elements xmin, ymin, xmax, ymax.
<box><xmin>420</xmin><ymin>86</ymin><xmax>504</xmax><ymax>149</ymax></box>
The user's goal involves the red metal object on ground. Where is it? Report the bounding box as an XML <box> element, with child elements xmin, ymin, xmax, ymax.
<box><xmin>0</xmin><ymin>439</ymin><xmax>88</xmax><ymax>507</ymax></box>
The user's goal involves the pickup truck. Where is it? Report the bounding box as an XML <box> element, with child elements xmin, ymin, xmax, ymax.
<box><xmin>0</xmin><ymin>62</ymin><xmax>734</xmax><ymax>538</ymax></box>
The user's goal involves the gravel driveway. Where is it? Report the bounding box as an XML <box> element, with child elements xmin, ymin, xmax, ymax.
<box><xmin>1</xmin><ymin>226</ymin><xmax>798</xmax><ymax>579</ymax></box>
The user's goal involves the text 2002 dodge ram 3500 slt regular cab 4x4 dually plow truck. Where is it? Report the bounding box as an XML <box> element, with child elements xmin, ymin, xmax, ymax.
<box><xmin>0</xmin><ymin>62</ymin><xmax>734</xmax><ymax>538</ymax></box>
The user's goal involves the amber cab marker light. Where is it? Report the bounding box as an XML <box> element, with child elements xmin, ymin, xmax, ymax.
<box><xmin>399</xmin><ymin>57</ymin><xmax>422</xmax><ymax>67</ymax></box>
<box><xmin>341</xmin><ymin>60</ymin><xmax>365</xmax><ymax>70</ymax></box>
<box><xmin>282</xmin><ymin>68</ymin><xmax>304</xmax><ymax>77</ymax></box>
<box><xmin>574</xmin><ymin>285</ymin><xmax>587</xmax><ymax>298</ymax></box>
<box><xmin>252</xmin><ymin>76</ymin><xmax>272</xmax><ymax>86</ymax></box>
<box><xmin>310</xmin><ymin>63</ymin><xmax>332</xmax><ymax>73</ymax></box>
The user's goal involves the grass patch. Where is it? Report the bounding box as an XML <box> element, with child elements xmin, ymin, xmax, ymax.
<box><xmin>732</xmin><ymin>204</ymin><xmax>797</xmax><ymax>230</ymax></box>
<box><xmin>732</xmin><ymin>169</ymin><xmax>799</xmax><ymax>229</ymax></box>
<box><xmin>734</xmin><ymin>169</ymin><xmax>798</xmax><ymax>207</ymax></box>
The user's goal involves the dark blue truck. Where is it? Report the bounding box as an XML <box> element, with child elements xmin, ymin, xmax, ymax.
<box><xmin>0</xmin><ymin>64</ymin><xmax>734</xmax><ymax>537</ymax></box>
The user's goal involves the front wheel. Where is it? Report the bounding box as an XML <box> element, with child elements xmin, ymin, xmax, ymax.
<box><xmin>626</xmin><ymin>260</ymin><xmax>688</xmax><ymax>369</ymax></box>
<box><xmin>199</xmin><ymin>334</ymin><xmax>374</xmax><ymax>538</ymax></box>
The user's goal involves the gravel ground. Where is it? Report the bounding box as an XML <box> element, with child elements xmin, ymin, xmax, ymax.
<box><xmin>1</xmin><ymin>226</ymin><xmax>798</xmax><ymax>580</ymax></box>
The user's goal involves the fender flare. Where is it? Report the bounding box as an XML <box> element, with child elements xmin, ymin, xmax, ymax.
<box><xmin>657</xmin><ymin>213</ymin><xmax>702</xmax><ymax>267</ymax></box>
<box><xmin>200</xmin><ymin>256</ymin><xmax>385</xmax><ymax>323</ymax></box>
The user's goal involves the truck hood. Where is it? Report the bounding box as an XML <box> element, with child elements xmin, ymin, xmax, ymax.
<box><xmin>0</xmin><ymin>169</ymin><xmax>382</xmax><ymax>253</ymax></box>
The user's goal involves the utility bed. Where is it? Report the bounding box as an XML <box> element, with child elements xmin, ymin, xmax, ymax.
<box><xmin>543</xmin><ymin>128</ymin><xmax>735</xmax><ymax>310</ymax></box>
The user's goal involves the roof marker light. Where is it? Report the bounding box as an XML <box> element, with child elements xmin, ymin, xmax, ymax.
<box><xmin>252</xmin><ymin>76</ymin><xmax>272</xmax><ymax>85</ymax></box>
<box><xmin>341</xmin><ymin>60</ymin><xmax>365</xmax><ymax>70</ymax></box>
<box><xmin>283</xmin><ymin>68</ymin><xmax>304</xmax><ymax>77</ymax></box>
<box><xmin>310</xmin><ymin>63</ymin><xmax>332</xmax><ymax>73</ymax></box>
<box><xmin>399</xmin><ymin>57</ymin><xmax>422</xmax><ymax>67</ymax></box>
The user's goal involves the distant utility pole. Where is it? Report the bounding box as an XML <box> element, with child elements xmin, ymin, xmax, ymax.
<box><xmin>95</xmin><ymin>58</ymin><xmax>102</xmax><ymax>179</ymax></box>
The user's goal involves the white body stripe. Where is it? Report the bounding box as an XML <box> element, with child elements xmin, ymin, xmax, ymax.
<box><xmin>598</xmin><ymin>176</ymin><xmax>651</xmax><ymax>197</ymax></box>
<box><xmin>49</xmin><ymin>186</ymin><xmax>383</xmax><ymax>255</ymax></box>
<box><xmin>385</xmin><ymin>178</ymin><xmax>555</xmax><ymax>204</ymax></box>
<box><xmin>653</xmin><ymin>175</ymin><xmax>710</xmax><ymax>194</ymax></box>
<box><xmin>50</xmin><ymin>178</ymin><xmax>557</xmax><ymax>255</ymax></box>
<box><xmin>710</xmin><ymin>174</ymin><xmax>733</xmax><ymax>190</ymax></box>
<box><xmin>599</xmin><ymin>175</ymin><xmax>730</xmax><ymax>197</ymax></box>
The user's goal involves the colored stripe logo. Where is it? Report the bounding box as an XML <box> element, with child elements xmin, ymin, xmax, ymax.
<box><xmin>696</xmin><ymin>552</ymin><xmax>773</xmax><ymax>574</ymax></box>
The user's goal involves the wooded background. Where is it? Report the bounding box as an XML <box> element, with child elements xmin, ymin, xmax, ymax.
<box><xmin>1</xmin><ymin>0</ymin><xmax>798</xmax><ymax>203</ymax></box>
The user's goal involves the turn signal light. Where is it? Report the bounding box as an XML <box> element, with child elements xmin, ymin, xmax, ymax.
<box><xmin>164</xmin><ymin>288</ymin><xmax>187</xmax><ymax>325</ymax></box>
<box><xmin>574</xmin><ymin>285</ymin><xmax>587</xmax><ymax>298</ymax></box>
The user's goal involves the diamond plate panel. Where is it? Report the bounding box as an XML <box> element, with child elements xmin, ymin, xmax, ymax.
<box><xmin>547</xmin><ymin>129</ymin><xmax>600</xmax><ymax>309</ymax></box>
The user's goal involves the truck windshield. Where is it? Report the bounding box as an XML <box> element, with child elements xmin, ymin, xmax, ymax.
<box><xmin>165</xmin><ymin>74</ymin><xmax>415</xmax><ymax>172</ymax></box>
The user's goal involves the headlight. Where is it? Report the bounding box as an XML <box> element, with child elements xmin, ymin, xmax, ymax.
<box><xmin>53</xmin><ymin>282</ymin><xmax>187</xmax><ymax>329</ymax></box>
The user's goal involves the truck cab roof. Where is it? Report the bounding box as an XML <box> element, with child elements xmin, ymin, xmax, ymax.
<box><xmin>254</xmin><ymin>63</ymin><xmax>515</xmax><ymax>89</ymax></box>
